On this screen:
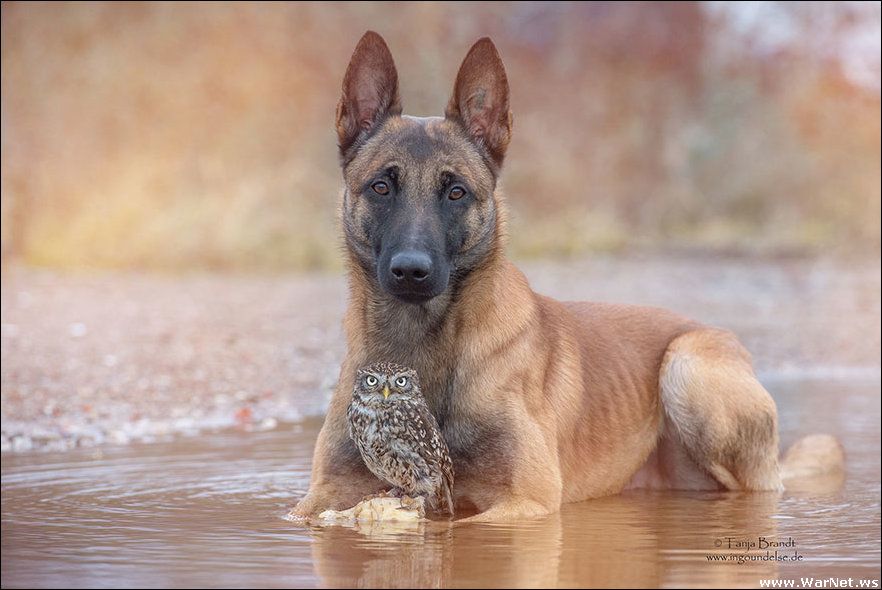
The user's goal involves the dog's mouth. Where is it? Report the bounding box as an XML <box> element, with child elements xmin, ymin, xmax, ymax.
<box><xmin>390</xmin><ymin>290</ymin><xmax>438</xmax><ymax>305</ymax></box>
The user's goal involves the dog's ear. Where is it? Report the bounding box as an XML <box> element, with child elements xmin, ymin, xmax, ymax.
<box><xmin>446</xmin><ymin>38</ymin><xmax>512</xmax><ymax>168</ymax></box>
<box><xmin>336</xmin><ymin>31</ymin><xmax>402</xmax><ymax>158</ymax></box>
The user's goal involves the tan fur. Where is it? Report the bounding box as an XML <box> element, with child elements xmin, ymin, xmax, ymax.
<box><xmin>291</xmin><ymin>33</ymin><xmax>843</xmax><ymax>521</ymax></box>
<box><xmin>781</xmin><ymin>434</ymin><xmax>845</xmax><ymax>480</ymax></box>
<box><xmin>294</xmin><ymin>243</ymin><xmax>811</xmax><ymax>520</ymax></box>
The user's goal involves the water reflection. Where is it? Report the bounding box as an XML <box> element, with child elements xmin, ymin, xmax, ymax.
<box><xmin>2</xmin><ymin>379</ymin><xmax>879</xmax><ymax>588</ymax></box>
<box><xmin>306</xmin><ymin>491</ymin><xmax>792</xmax><ymax>588</ymax></box>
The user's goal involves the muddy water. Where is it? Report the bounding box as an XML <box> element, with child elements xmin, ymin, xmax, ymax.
<box><xmin>2</xmin><ymin>379</ymin><xmax>880</xmax><ymax>589</ymax></box>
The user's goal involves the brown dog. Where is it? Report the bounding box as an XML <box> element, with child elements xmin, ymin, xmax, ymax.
<box><xmin>292</xmin><ymin>32</ymin><xmax>842</xmax><ymax>521</ymax></box>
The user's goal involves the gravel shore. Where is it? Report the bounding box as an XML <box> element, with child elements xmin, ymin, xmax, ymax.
<box><xmin>2</xmin><ymin>254</ymin><xmax>879</xmax><ymax>452</ymax></box>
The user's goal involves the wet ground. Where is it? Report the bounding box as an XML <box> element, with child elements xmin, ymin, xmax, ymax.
<box><xmin>2</xmin><ymin>255</ymin><xmax>879</xmax><ymax>452</ymax></box>
<box><xmin>1</xmin><ymin>255</ymin><xmax>880</xmax><ymax>587</ymax></box>
<box><xmin>2</xmin><ymin>379</ymin><xmax>879</xmax><ymax>588</ymax></box>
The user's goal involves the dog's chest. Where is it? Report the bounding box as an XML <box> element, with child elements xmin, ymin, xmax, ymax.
<box><xmin>425</xmin><ymin>382</ymin><xmax>515</xmax><ymax>478</ymax></box>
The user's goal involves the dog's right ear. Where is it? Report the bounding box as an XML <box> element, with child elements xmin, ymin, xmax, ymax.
<box><xmin>336</xmin><ymin>31</ymin><xmax>402</xmax><ymax>158</ymax></box>
<box><xmin>446</xmin><ymin>38</ymin><xmax>512</xmax><ymax>169</ymax></box>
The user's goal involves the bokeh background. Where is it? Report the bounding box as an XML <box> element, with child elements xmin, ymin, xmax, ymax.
<box><xmin>2</xmin><ymin>1</ymin><xmax>880</xmax><ymax>271</ymax></box>
<box><xmin>2</xmin><ymin>7</ymin><xmax>881</xmax><ymax>586</ymax></box>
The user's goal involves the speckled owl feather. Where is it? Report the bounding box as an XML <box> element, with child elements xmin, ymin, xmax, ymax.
<box><xmin>347</xmin><ymin>361</ymin><xmax>455</xmax><ymax>514</ymax></box>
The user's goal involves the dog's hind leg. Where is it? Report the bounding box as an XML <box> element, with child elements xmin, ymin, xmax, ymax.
<box><xmin>659</xmin><ymin>328</ymin><xmax>783</xmax><ymax>491</ymax></box>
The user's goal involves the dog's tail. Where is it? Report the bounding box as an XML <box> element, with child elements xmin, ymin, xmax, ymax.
<box><xmin>781</xmin><ymin>434</ymin><xmax>845</xmax><ymax>492</ymax></box>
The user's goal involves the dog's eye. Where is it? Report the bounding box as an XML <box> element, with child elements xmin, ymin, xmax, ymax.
<box><xmin>448</xmin><ymin>186</ymin><xmax>466</xmax><ymax>200</ymax></box>
<box><xmin>371</xmin><ymin>181</ymin><xmax>390</xmax><ymax>196</ymax></box>
<box><xmin>395</xmin><ymin>376</ymin><xmax>408</xmax><ymax>388</ymax></box>
<box><xmin>365</xmin><ymin>375</ymin><xmax>378</xmax><ymax>387</ymax></box>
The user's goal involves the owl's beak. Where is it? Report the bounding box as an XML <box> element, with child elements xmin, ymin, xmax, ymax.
<box><xmin>382</xmin><ymin>385</ymin><xmax>390</xmax><ymax>399</ymax></box>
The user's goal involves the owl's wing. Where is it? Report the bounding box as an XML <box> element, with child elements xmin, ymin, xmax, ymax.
<box><xmin>346</xmin><ymin>400</ymin><xmax>358</xmax><ymax>443</ymax></box>
<box><xmin>402</xmin><ymin>399</ymin><xmax>455</xmax><ymax>513</ymax></box>
<box><xmin>400</xmin><ymin>400</ymin><xmax>444</xmax><ymax>460</ymax></box>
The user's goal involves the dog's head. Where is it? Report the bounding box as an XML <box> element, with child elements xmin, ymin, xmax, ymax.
<box><xmin>337</xmin><ymin>32</ymin><xmax>512</xmax><ymax>304</ymax></box>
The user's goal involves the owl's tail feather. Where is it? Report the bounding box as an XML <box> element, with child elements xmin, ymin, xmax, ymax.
<box><xmin>440</xmin><ymin>474</ymin><xmax>455</xmax><ymax>515</ymax></box>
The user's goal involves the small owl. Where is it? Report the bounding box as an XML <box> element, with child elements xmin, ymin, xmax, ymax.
<box><xmin>347</xmin><ymin>361</ymin><xmax>455</xmax><ymax>514</ymax></box>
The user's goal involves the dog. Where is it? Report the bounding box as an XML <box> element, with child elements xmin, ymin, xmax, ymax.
<box><xmin>292</xmin><ymin>32</ymin><xmax>843</xmax><ymax>522</ymax></box>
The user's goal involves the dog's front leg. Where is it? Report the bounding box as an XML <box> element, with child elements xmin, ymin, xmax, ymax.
<box><xmin>290</xmin><ymin>375</ymin><xmax>385</xmax><ymax>518</ymax></box>
<box><xmin>456</xmin><ymin>497</ymin><xmax>556</xmax><ymax>522</ymax></box>
<box><xmin>291</xmin><ymin>427</ymin><xmax>384</xmax><ymax>518</ymax></box>
<box><xmin>452</xmin><ymin>413</ymin><xmax>563</xmax><ymax>522</ymax></box>
<box><xmin>291</xmin><ymin>471</ymin><xmax>383</xmax><ymax>519</ymax></box>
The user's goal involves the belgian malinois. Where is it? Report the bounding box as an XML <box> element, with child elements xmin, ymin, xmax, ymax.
<box><xmin>292</xmin><ymin>32</ymin><xmax>843</xmax><ymax>521</ymax></box>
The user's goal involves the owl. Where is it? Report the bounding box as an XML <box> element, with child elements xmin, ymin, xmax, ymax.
<box><xmin>347</xmin><ymin>361</ymin><xmax>455</xmax><ymax>514</ymax></box>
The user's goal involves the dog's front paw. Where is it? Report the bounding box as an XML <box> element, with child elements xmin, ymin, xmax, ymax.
<box><xmin>288</xmin><ymin>492</ymin><xmax>326</xmax><ymax>520</ymax></box>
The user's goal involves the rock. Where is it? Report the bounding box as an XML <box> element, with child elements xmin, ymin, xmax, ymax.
<box><xmin>317</xmin><ymin>496</ymin><xmax>426</xmax><ymax>523</ymax></box>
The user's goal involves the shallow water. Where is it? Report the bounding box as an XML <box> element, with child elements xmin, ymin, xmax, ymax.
<box><xmin>2</xmin><ymin>379</ymin><xmax>880</xmax><ymax>589</ymax></box>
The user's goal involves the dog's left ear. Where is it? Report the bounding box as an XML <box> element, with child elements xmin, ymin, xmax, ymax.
<box><xmin>446</xmin><ymin>38</ymin><xmax>512</xmax><ymax>168</ymax></box>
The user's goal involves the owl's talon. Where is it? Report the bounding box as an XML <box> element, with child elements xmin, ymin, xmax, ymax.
<box><xmin>398</xmin><ymin>495</ymin><xmax>421</xmax><ymax>511</ymax></box>
<box><xmin>361</xmin><ymin>492</ymin><xmax>385</xmax><ymax>502</ymax></box>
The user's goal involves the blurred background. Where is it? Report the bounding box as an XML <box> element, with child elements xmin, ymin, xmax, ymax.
<box><xmin>2</xmin><ymin>1</ymin><xmax>880</xmax><ymax>271</ymax></box>
<box><xmin>2</xmin><ymin>8</ymin><xmax>880</xmax><ymax>585</ymax></box>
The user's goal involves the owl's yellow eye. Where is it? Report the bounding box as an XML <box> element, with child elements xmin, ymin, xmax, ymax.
<box><xmin>395</xmin><ymin>376</ymin><xmax>408</xmax><ymax>388</ymax></box>
<box><xmin>364</xmin><ymin>375</ymin><xmax>378</xmax><ymax>387</ymax></box>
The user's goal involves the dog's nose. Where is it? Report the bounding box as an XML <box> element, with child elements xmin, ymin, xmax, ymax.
<box><xmin>390</xmin><ymin>251</ymin><xmax>432</xmax><ymax>284</ymax></box>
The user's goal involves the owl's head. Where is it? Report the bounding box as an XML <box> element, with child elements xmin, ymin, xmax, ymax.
<box><xmin>354</xmin><ymin>361</ymin><xmax>421</xmax><ymax>403</ymax></box>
